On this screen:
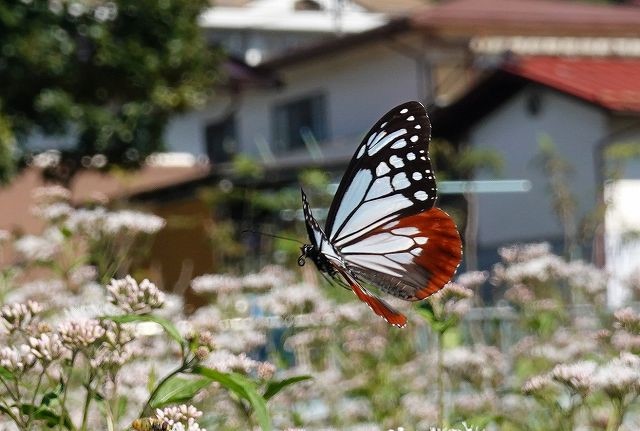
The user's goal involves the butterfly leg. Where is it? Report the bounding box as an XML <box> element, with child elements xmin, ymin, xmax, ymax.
<box><xmin>333</xmin><ymin>264</ymin><xmax>407</xmax><ymax>328</ymax></box>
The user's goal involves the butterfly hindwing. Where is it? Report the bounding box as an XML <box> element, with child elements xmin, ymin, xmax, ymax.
<box><xmin>342</xmin><ymin>207</ymin><xmax>462</xmax><ymax>300</ymax></box>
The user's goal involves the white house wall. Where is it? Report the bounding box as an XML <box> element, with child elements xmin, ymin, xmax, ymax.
<box><xmin>164</xmin><ymin>42</ymin><xmax>423</xmax><ymax>162</ymax></box>
<box><xmin>470</xmin><ymin>85</ymin><xmax>608</xmax><ymax>248</ymax></box>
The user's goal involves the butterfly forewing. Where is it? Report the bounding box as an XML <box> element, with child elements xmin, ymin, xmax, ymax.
<box><xmin>324</xmin><ymin>102</ymin><xmax>437</xmax><ymax>247</ymax></box>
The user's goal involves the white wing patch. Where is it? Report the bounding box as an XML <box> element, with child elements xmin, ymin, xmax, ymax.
<box><xmin>369</xmin><ymin>129</ymin><xmax>407</xmax><ymax>156</ymax></box>
<box><xmin>332</xmin><ymin>169</ymin><xmax>372</xmax><ymax>232</ymax></box>
<box><xmin>341</xmin><ymin>232</ymin><xmax>414</xmax><ymax>255</ymax></box>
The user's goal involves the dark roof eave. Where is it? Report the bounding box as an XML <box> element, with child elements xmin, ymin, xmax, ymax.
<box><xmin>255</xmin><ymin>17</ymin><xmax>411</xmax><ymax>71</ymax></box>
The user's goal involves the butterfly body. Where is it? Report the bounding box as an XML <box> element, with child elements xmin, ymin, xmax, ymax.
<box><xmin>299</xmin><ymin>101</ymin><xmax>462</xmax><ymax>327</ymax></box>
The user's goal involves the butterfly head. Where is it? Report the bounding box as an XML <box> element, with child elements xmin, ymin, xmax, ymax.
<box><xmin>297</xmin><ymin>244</ymin><xmax>315</xmax><ymax>266</ymax></box>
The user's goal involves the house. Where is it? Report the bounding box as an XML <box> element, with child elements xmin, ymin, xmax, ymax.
<box><xmin>165</xmin><ymin>0</ymin><xmax>640</xmax><ymax>166</ymax></box>
<box><xmin>430</xmin><ymin>55</ymin><xmax>640</xmax><ymax>303</ymax></box>
<box><xmin>160</xmin><ymin>0</ymin><xmax>640</xmax><ymax>261</ymax></box>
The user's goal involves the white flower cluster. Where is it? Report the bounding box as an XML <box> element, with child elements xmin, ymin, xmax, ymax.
<box><xmin>550</xmin><ymin>360</ymin><xmax>597</xmax><ymax>394</ymax></box>
<box><xmin>524</xmin><ymin>353</ymin><xmax>640</xmax><ymax>399</ymax></box>
<box><xmin>14</xmin><ymin>228</ymin><xmax>63</xmax><ymax>261</ymax></box>
<box><xmin>58</xmin><ymin>319</ymin><xmax>106</xmax><ymax>349</ymax></box>
<box><xmin>103</xmin><ymin>210</ymin><xmax>166</xmax><ymax>235</ymax></box>
<box><xmin>614</xmin><ymin>307</ymin><xmax>640</xmax><ymax>333</ymax></box>
<box><xmin>0</xmin><ymin>301</ymin><xmax>43</xmax><ymax>332</ymax></box>
<box><xmin>65</xmin><ymin>207</ymin><xmax>165</xmax><ymax>237</ymax></box>
<box><xmin>205</xmin><ymin>350</ymin><xmax>274</xmax><ymax>377</ymax></box>
<box><xmin>259</xmin><ymin>282</ymin><xmax>330</xmax><ymax>316</ymax></box>
<box><xmin>191</xmin><ymin>266</ymin><xmax>294</xmax><ymax>296</ymax></box>
<box><xmin>155</xmin><ymin>404</ymin><xmax>205</xmax><ymax>431</ymax></box>
<box><xmin>0</xmin><ymin>345</ymin><xmax>36</xmax><ymax>373</ymax></box>
<box><xmin>0</xmin><ymin>229</ymin><xmax>10</xmax><ymax>243</ymax></box>
<box><xmin>106</xmin><ymin>276</ymin><xmax>165</xmax><ymax>314</ymax></box>
<box><xmin>28</xmin><ymin>333</ymin><xmax>68</xmax><ymax>363</ymax></box>
<box><xmin>32</xmin><ymin>185</ymin><xmax>72</xmax><ymax>204</ymax></box>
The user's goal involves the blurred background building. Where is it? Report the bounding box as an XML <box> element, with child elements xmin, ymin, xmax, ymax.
<box><xmin>5</xmin><ymin>0</ymin><xmax>640</xmax><ymax>301</ymax></box>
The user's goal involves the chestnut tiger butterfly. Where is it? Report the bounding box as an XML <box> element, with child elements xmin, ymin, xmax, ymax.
<box><xmin>298</xmin><ymin>101</ymin><xmax>462</xmax><ymax>327</ymax></box>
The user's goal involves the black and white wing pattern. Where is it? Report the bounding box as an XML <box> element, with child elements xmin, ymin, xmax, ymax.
<box><xmin>300</xmin><ymin>101</ymin><xmax>462</xmax><ymax>327</ymax></box>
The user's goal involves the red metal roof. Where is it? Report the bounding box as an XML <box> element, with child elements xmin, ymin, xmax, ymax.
<box><xmin>504</xmin><ymin>56</ymin><xmax>640</xmax><ymax>113</ymax></box>
<box><xmin>413</xmin><ymin>0</ymin><xmax>640</xmax><ymax>37</ymax></box>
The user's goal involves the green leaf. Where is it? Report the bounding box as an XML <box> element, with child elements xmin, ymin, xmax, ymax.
<box><xmin>149</xmin><ymin>376</ymin><xmax>213</xmax><ymax>408</ymax></box>
<box><xmin>40</xmin><ymin>390</ymin><xmax>61</xmax><ymax>406</ymax></box>
<box><xmin>103</xmin><ymin>314</ymin><xmax>185</xmax><ymax>347</ymax></box>
<box><xmin>263</xmin><ymin>375</ymin><xmax>312</xmax><ymax>401</ymax></box>
<box><xmin>193</xmin><ymin>366</ymin><xmax>272</xmax><ymax>431</ymax></box>
<box><xmin>19</xmin><ymin>404</ymin><xmax>73</xmax><ymax>429</ymax></box>
<box><xmin>0</xmin><ymin>365</ymin><xmax>15</xmax><ymax>381</ymax></box>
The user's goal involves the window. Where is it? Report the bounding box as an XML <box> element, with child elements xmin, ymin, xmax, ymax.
<box><xmin>204</xmin><ymin>116</ymin><xmax>236</xmax><ymax>164</ymax></box>
<box><xmin>273</xmin><ymin>94</ymin><xmax>327</xmax><ymax>152</ymax></box>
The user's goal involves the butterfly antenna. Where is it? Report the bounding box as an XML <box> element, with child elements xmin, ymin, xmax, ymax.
<box><xmin>241</xmin><ymin>229</ymin><xmax>304</xmax><ymax>245</ymax></box>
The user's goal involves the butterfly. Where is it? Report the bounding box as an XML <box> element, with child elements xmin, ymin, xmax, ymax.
<box><xmin>298</xmin><ymin>101</ymin><xmax>462</xmax><ymax>327</ymax></box>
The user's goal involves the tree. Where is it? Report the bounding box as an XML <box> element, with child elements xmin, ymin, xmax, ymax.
<box><xmin>0</xmin><ymin>0</ymin><xmax>219</xmax><ymax>183</ymax></box>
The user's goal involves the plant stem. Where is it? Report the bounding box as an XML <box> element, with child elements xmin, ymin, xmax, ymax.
<box><xmin>59</xmin><ymin>352</ymin><xmax>77</xmax><ymax>430</ymax></box>
<box><xmin>25</xmin><ymin>370</ymin><xmax>45</xmax><ymax>430</ymax></box>
<box><xmin>436</xmin><ymin>330</ymin><xmax>445</xmax><ymax>427</ymax></box>
<box><xmin>80</xmin><ymin>372</ymin><xmax>95</xmax><ymax>431</ymax></box>
<box><xmin>606</xmin><ymin>397</ymin><xmax>624</xmax><ymax>431</ymax></box>
<box><xmin>140</xmin><ymin>360</ymin><xmax>191</xmax><ymax>417</ymax></box>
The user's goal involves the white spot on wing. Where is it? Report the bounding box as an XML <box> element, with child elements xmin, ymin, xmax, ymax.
<box><xmin>393</xmin><ymin>227</ymin><xmax>420</xmax><ymax>236</ymax></box>
<box><xmin>336</xmin><ymin>195</ymin><xmax>412</xmax><ymax>243</ymax></box>
<box><xmin>356</xmin><ymin>145</ymin><xmax>366</xmax><ymax>159</ymax></box>
<box><xmin>400</xmin><ymin>108</ymin><xmax>408</xmax><ymax>114</ymax></box>
<box><xmin>342</xmin><ymin>232</ymin><xmax>414</xmax><ymax>254</ymax></box>
<box><xmin>412</xmin><ymin>172</ymin><xmax>422</xmax><ymax>180</ymax></box>
<box><xmin>410</xmin><ymin>135</ymin><xmax>419</xmax><ymax>143</ymax></box>
<box><xmin>392</xmin><ymin>172</ymin><xmax>410</xmax><ymax>190</ymax></box>
<box><xmin>415</xmin><ymin>237</ymin><xmax>428</xmax><ymax>245</ymax></box>
<box><xmin>391</xmin><ymin>139</ymin><xmax>407</xmax><ymax>149</ymax></box>
<box><xmin>407</xmin><ymin>153</ymin><xmax>416</xmax><ymax>161</ymax></box>
<box><xmin>389</xmin><ymin>155</ymin><xmax>404</xmax><ymax>168</ymax></box>
<box><xmin>376</xmin><ymin>162</ymin><xmax>390</xmax><ymax>176</ymax></box>
<box><xmin>407</xmin><ymin>116</ymin><xmax>415</xmax><ymax>121</ymax></box>
<box><xmin>369</xmin><ymin>129</ymin><xmax>407</xmax><ymax>156</ymax></box>
<box><xmin>367</xmin><ymin>176</ymin><xmax>392</xmax><ymax>200</ymax></box>
<box><xmin>414</xmin><ymin>190</ymin><xmax>429</xmax><ymax>201</ymax></box>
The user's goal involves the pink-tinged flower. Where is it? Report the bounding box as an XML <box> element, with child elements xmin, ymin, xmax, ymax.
<box><xmin>0</xmin><ymin>229</ymin><xmax>11</xmax><ymax>244</ymax></box>
<box><xmin>14</xmin><ymin>228</ymin><xmax>62</xmax><ymax>261</ymax></box>
<box><xmin>592</xmin><ymin>354</ymin><xmax>640</xmax><ymax>398</ymax></box>
<box><xmin>0</xmin><ymin>345</ymin><xmax>36</xmax><ymax>373</ymax></box>
<box><xmin>106</xmin><ymin>276</ymin><xmax>165</xmax><ymax>314</ymax></box>
<box><xmin>32</xmin><ymin>185</ymin><xmax>72</xmax><ymax>204</ymax></box>
<box><xmin>0</xmin><ymin>301</ymin><xmax>43</xmax><ymax>332</ymax></box>
<box><xmin>155</xmin><ymin>404</ymin><xmax>203</xmax><ymax>425</ymax></box>
<box><xmin>58</xmin><ymin>319</ymin><xmax>106</xmax><ymax>349</ymax></box>
<box><xmin>614</xmin><ymin>307</ymin><xmax>640</xmax><ymax>333</ymax></box>
<box><xmin>104</xmin><ymin>210</ymin><xmax>165</xmax><ymax>234</ymax></box>
<box><xmin>522</xmin><ymin>374</ymin><xmax>554</xmax><ymax>395</ymax></box>
<box><xmin>550</xmin><ymin>361</ymin><xmax>597</xmax><ymax>394</ymax></box>
<box><xmin>498</xmin><ymin>242</ymin><xmax>552</xmax><ymax>263</ymax></box>
<box><xmin>29</xmin><ymin>333</ymin><xmax>68</xmax><ymax>363</ymax></box>
<box><xmin>191</xmin><ymin>274</ymin><xmax>242</xmax><ymax>295</ymax></box>
<box><xmin>456</xmin><ymin>270</ymin><xmax>488</xmax><ymax>290</ymax></box>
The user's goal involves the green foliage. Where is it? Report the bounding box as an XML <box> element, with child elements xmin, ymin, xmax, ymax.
<box><xmin>193</xmin><ymin>366</ymin><xmax>272</xmax><ymax>431</ymax></box>
<box><xmin>148</xmin><ymin>376</ymin><xmax>213</xmax><ymax>408</ymax></box>
<box><xmin>430</xmin><ymin>138</ymin><xmax>503</xmax><ymax>180</ymax></box>
<box><xmin>262</xmin><ymin>375</ymin><xmax>313</xmax><ymax>401</ymax></box>
<box><xmin>0</xmin><ymin>0</ymin><xmax>219</xmax><ymax>181</ymax></box>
